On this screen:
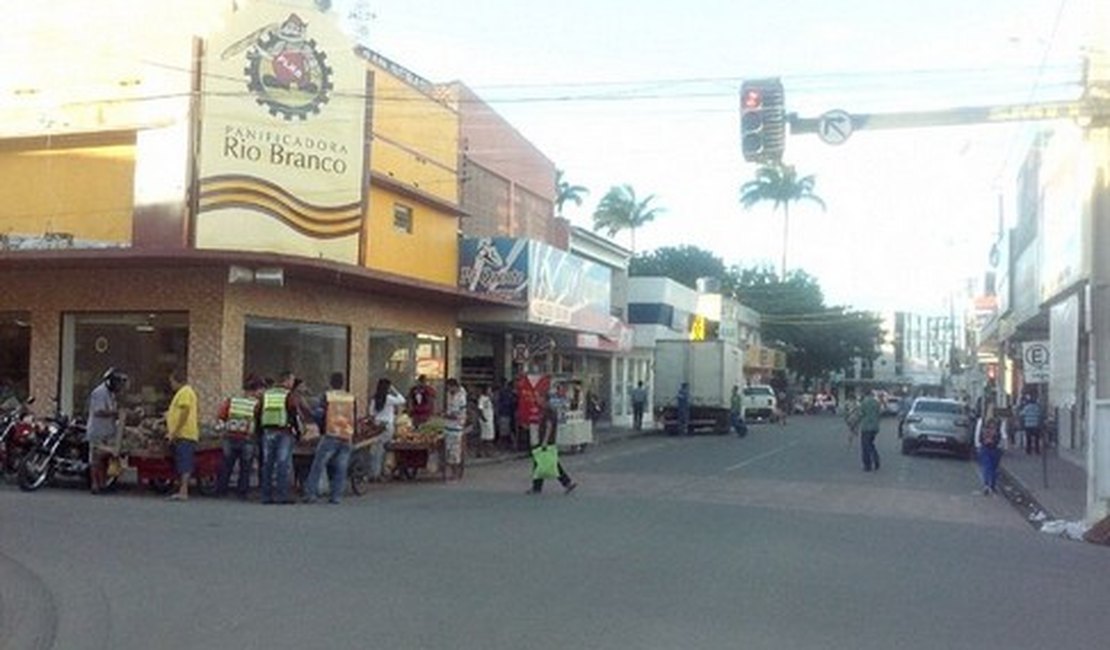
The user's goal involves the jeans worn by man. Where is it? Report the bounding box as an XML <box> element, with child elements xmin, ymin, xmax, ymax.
<box><xmin>303</xmin><ymin>436</ymin><xmax>352</xmax><ymax>504</ymax></box>
<box><xmin>860</xmin><ymin>430</ymin><xmax>881</xmax><ymax>471</ymax></box>
<box><xmin>217</xmin><ymin>437</ymin><xmax>255</xmax><ymax>499</ymax></box>
<box><xmin>260</xmin><ymin>429</ymin><xmax>295</xmax><ymax>503</ymax></box>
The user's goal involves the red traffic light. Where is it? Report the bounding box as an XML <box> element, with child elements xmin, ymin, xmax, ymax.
<box><xmin>742</xmin><ymin>88</ymin><xmax>763</xmax><ymax>109</ymax></box>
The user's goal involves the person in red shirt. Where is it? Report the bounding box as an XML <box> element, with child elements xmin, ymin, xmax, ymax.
<box><xmin>407</xmin><ymin>375</ymin><xmax>437</xmax><ymax>427</ymax></box>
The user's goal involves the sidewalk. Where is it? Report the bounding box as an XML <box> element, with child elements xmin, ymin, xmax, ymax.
<box><xmin>998</xmin><ymin>444</ymin><xmax>1088</xmax><ymax>523</ymax></box>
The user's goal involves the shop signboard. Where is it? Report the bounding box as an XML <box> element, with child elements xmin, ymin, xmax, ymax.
<box><xmin>460</xmin><ymin>237</ymin><xmax>613</xmax><ymax>333</ymax></box>
<box><xmin>195</xmin><ymin>1</ymin><xmax>369</xmax><ymax>264</ymax></box>
<box><xmin>1039</xmin><ymin>127</ymin><xmax>1089</xmax><ymax>303</ymax></box>
<box><xmin>529</xmin><ymin>241</ymin><xmax>612</xmax><ymax>334</ymax></box>
<box><xmin>458</xmin><ymin>237</ymin><xmax>530</xmax><ymax>304</ymax></box>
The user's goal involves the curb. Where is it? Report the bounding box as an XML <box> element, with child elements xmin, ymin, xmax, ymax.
<box><xmin>996</xmin><ymin>466</ymin><xmax>1055</xmax><ymax>529</ymax></box>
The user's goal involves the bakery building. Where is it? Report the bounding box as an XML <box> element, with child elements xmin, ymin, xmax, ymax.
<box><xmin>0</xmin><ymin>1</ymin><xmax>500</xmax><ymax>420</ymax></box>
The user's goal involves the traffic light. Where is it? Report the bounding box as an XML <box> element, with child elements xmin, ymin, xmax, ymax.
<box><xmin>740</xmin><ymin>78</ymin><xmax>785</xmax><ymax>163</ymax></box>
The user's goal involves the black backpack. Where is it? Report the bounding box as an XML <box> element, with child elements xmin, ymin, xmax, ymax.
<box><xmin>981</xmin><ymin>418</ymin><xmax>1000</xmax><ymax>448</ymax></box>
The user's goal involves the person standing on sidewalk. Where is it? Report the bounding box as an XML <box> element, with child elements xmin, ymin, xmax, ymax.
<box><xmin>85</xmin><ymin>368</ymin><xmax>127</xmax><ymax>494</ymax></box>
<box><xmin>476</xmin><ymin>385</ymin><xmax>495</xmax><ymax>458</ymax></box>
<box><xmin>676</xmin><ymin>382</ymin><xmax>691</xmax><ymax>436</ymax></box>
<box><xmin>975</xmin><ymin>403</ymin><xmax>1006</xmax><ymax>495</ymax></box>
<box><xmin>495</xmin><ymin>380</ymin><xmax>517</xmax><ymax>450</ymax></box>
<box><xmin>259</xmin><ymin>371</ymin><xmax>299</xmax><ymax>504</ymax></box>
<box><xmin>303</xmin><ymin>372</ymin><xmax>356</xmax><ymax>504</ymax></box>
<box><xmin>630</xmin><ymin>381</ymin><xmax>648</xmax><ymax>431</ymax></box>
<box><xmin>367</xmin><ymin>378</ymin><xmax>406</xmax><ymax>481</ymax></box>
<box><xmin>443</xmin><ymin>378</ymin><xmax>467</xmax><ymax>480</ymax></box>
<box><xmin>165</xmin><ymin>368</ymin><xmax>199</xmax><ymax>502</ymax></box>
<box><xmin>1020</xmin><ymin>396</ymin><xmax>1044</xmax><ymax>455</ymax></box>
<box><xmin>216</xmin><ymin>378</ymin><xmax>263</xmax><ymax>499</ymax></box>
<box><xmin>858</xmin><ymin>391</ymin><xmax>881</xmax><ymax>472</ymax></box>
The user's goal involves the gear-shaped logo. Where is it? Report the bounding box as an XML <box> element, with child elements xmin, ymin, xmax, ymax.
<box><xmin>241</xmin><ymin>13</ymin><xmax>333</xmax><ymax>121</ymax></box>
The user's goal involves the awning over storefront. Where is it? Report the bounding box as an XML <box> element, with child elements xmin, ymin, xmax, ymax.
<box><xmin>0</xmin><ymin>248</ymin><xmax>515</xmax><ymax>307</ymax></box>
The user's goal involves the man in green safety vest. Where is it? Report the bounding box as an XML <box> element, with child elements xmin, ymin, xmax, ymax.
<box><xmin>216</xmin><ymin>378</ymin><xmax>264</xmax><ymax>499</ymax></box>
<box><xmin>259</xmin><ymin>371</ymin><xmax>300</xmax><ymax>504</ymax></box>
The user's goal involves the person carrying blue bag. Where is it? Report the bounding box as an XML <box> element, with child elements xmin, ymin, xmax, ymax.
<box><xmin>527</xmin><ymin>386</ymin><xmax>577</xmax><ymax>495</ymax></box>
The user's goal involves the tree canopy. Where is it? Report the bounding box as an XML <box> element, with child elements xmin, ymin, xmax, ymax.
<box><xmin>628</xmin><ymin>245</ymin><xmax>726</xmax><ymax>289</ymax></box>
<box><xmin>629</xmin><ymin>246</ymin><xmax>881</xmax><ymax>381</ymax></box>
<box><xmin>592</xmin><ymin>184</ymin><xmax>663</xmax><ymax>253</ymax></box>
<box><xmin>739</xmin><ymin>163</ymin><xmax>826</xmax><ymax>279</ymax></box>
<box><xmin>733</xmin><ymin>268</ymin><xmax>880</xmax><ymax>382</ymax></box>
<box><xmin>555</xmin><ymin>169</ymin><xmax>588</xmax><ymax>218</ymax></box>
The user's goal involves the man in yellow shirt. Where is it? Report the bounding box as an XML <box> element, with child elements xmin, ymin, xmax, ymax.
<box><xmin>166</xmin><ymin>368</ymin><xmax>199</xmax><ymax>501</ymax></box>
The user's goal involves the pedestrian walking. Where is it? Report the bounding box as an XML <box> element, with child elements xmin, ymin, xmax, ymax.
<box><xmin>630</xmin><ymin>381</ymin><xmax>648</xmax><ymax>431</ymax></box>
<box><xmin>1019</xmin><ymin>397</ymin><xmax>1044</xmax><ymax>455</ymax></box>
<box><xmin>527</xmin><ymin>387</ymin><xmax>577</xmax><ymax>495</ymax></box>
<box><xmin>303</xmin><ymin>372</ymin><xmax>357</xmax><ymax>504</ymax></box>
<box><xmin>843</xmin><ymin>397</ymin><xmax>861</xmax><ymax>446</ymax></box>
<box><xmin>858</xmin><ymin>391</ymin><xmax>881</xmax><ymax>472</ymax></box>
<box><xmin>975</xmin><ymin>403</ymin><xmax>1006</xmax><ymax>495</ymax></box>
<box><xmin>165</xmin><ymin>368</ymin><xmax>199</xmax><ymax>502</ymax></box>
<box><xmin>259</xmin><ymin>371</ymin><xmax>300</xmax><ymax>504</ymax></box>
<box><xmin>216</xmin><ymin>378</ymin><xmax>263</xmax><ymax>499</ymax></box>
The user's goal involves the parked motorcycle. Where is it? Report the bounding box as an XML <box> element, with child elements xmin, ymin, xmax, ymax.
<box><xmin>17</xmin><ymin>408</ymin><xmax>98</xmax><ymax>492</ymax></box>
<box><xmin>0</xmin><ymin>397</ymin><xmax>36</xmax><ymax>480</ymax></box>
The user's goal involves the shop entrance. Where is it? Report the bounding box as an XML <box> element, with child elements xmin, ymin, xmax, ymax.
<box><xmin>0</xmin><ymin>311</ymin><xmax>30</xmax><ymax>407</ymax></box>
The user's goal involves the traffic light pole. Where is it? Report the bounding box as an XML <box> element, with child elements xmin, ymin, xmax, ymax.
<box><xmin>788</xmin><ymin>99</ymin><xmax>1095</xmax><ymax>137</ymax></box>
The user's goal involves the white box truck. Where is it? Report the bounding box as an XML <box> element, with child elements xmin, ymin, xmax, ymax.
<box><xmin>653</xmin><ymin>340</ymin><xmax>744</xmax><ymax>435</ymax></box>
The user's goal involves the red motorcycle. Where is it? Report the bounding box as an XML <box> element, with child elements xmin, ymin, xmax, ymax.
<box><xmin>0</xmin><ymin>397</ymin><xmax>36</xmax><ymax>481</ymax></box>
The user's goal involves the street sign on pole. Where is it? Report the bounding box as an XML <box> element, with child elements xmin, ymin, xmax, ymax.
<box><xmin>817</xmin><ymin>109</ymin><xmax>853</xmax><ymax>145</ymax></box>
<box><xmin>1022</xmin><ymin>341</ymin><xmax>1051</xmax><ymax>384</ymax></box>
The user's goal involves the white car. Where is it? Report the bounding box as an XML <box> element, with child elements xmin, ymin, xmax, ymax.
<box><xmin>741</xmin><ymin>385</ymin><xmax>778</xmax><ymax>421</ymax></box>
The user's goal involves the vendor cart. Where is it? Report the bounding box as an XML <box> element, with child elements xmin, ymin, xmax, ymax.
<box><xmin>385</xmin><ymin>438</ymin><xmax>448</xmax><ymax>481</ymax></box>
<box><xmin>128</xmin><ymin>443</ymin><xmax>222</xmax><ymax>495</ymax></box>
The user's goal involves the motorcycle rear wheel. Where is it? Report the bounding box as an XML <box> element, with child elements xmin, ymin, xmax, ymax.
<box><xmin>18</xmin><ymin>451</ymin><xmax>51</xmax><ymax>492</ymax></box>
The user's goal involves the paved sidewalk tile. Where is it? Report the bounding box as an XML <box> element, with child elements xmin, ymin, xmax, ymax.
<box><xmin>997</xmin><ymin>447</ymin><xmax>1087</xmax><ymax>522</ymax></box>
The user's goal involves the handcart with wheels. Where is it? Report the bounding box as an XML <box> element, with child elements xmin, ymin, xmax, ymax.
<box><xmin>128</xmin><ymin>442</ymin><xmax>222</xmax><ymax>495</ymax></box>
<box><xmin>385</xmin><ymin>438</ymin><xmax>447</xmax><ymax>481</ymax></box>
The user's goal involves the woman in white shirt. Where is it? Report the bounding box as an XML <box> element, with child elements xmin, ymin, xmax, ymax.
<box><xmin>369</xmin><ymin>378</ymin><xmax>406</xmax><ymax>480</ymax></box>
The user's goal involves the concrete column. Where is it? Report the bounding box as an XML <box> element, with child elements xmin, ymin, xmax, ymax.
<box><xmin>1086</xmin><ymin>0</ymin><xmax>1110</xmax><ymax>521</ymax></box>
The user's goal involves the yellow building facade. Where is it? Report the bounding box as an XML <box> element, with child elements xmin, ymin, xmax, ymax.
<box><xmin>0</xmin><ymin>1</ymin><xmax>480</xmax><ymax>422</ymax></box>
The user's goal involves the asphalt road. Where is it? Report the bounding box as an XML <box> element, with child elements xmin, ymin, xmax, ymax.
<box><xmin>2</xmin><ymin>415</ymin><xmax>1109</xmax><ymax>650</ymax></box>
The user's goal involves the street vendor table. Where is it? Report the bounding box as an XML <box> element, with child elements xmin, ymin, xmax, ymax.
<box><xmin>386</xmin><ymin>439</ymin><xmax>448</xmax><ymax>481</ymax></box>
<box><xmin>127</xmin><ymin>442</ymin><xmax>222</xmax><ymax>494</ymax></box>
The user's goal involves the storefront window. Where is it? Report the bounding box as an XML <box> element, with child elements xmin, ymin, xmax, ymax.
<box><xmin>368</xmin><ymin>330</ymin><xmax>446</xmax><ymax>400</ymax></box>
<box><xmin>60</xmin><ymin>312</ymin><xmax>188</xmax><ymax>418</ymax></box>
<box><xmin>0</xmin><ymin>312</ymin><xmax>31</xmax><ymax>407</ymax></box>
<box><xmin>244</xmin><ymin>317</ymin><xmax>349</xmax><ymax>397</ymax></box>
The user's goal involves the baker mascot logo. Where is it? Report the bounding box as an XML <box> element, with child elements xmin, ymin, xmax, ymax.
<box><xmin>223</xmin><ymin>13</ymin><xmax>334</xmax><ymax>120</ymax></box>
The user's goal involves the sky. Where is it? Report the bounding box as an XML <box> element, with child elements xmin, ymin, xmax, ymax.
<box><xmin>351</xmin><ymin>0</ymin><xmax>1092</xmax><ymax>314</ymax></box>
<box><xmin>2</xmin><ymin>1</ymin><xmax>1091</xmax><ymax>315</ymax></box>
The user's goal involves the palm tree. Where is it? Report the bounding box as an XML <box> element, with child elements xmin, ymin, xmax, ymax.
<box><xmin>592</xmin><ymin>184</ymin><xmax>664</xmax><ymax>254</ymax></box>
<box><xmin>555</xmin><ymin>169</ymin><xmax>589</xmax><ymax>218</ymax></box>
<box><xmin>739</xmin><ymin>163</ymin><xmax>826</xmax><ymax>279</ymax></box>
